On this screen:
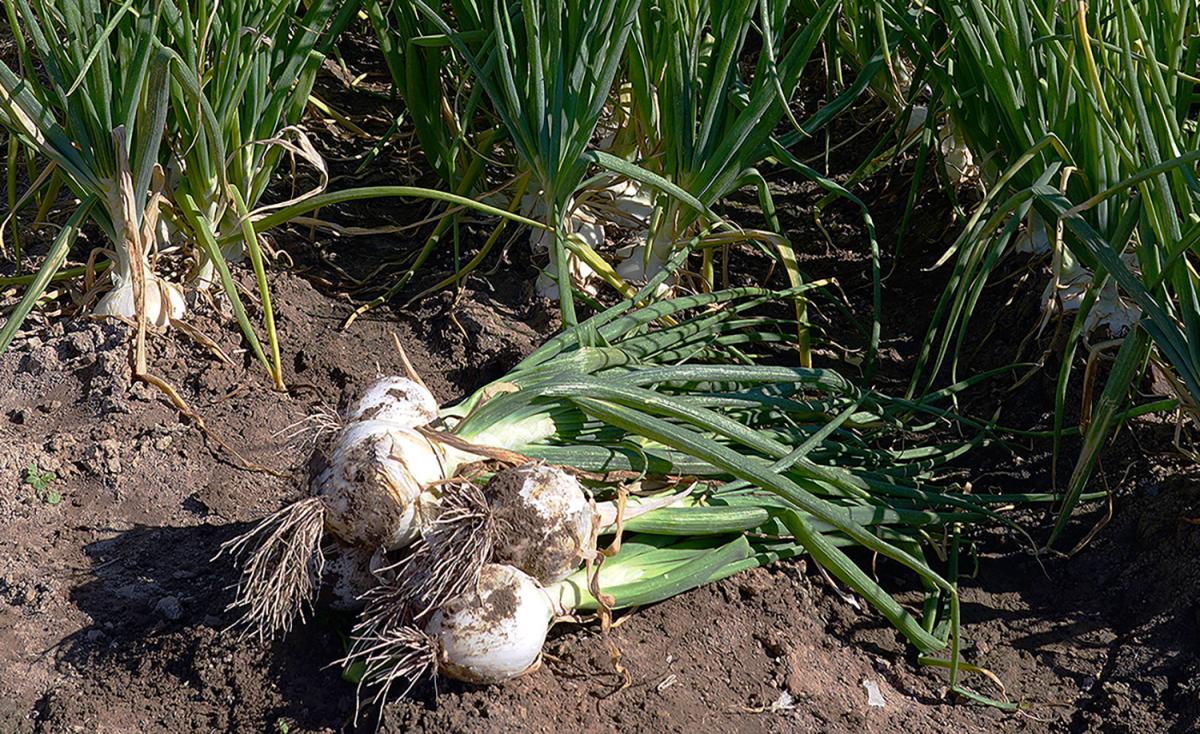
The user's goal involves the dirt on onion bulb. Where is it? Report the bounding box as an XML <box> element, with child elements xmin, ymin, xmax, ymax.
<box><xmin>367</xmin><ymin>464</ymin><xmax>595</xmax><ymax>625</ymax></box>
<box><xmin>324</xmin><ymin>543</ymin><xmax>385</xmax><ymax>612</ymax></box>
<box><xmin>443</xmin><ymin>463</ymin><xmax>682</xmax><ymax>586</ymax></box>
<box><xmin>342</xmin><ymin>375</ymin><xmax>439</xmax><ymax>429</ymax></box>
<box><xmin>428</xmin><ymin>563</ymin><xmax>555</xmax><ymax>683</ymax></box>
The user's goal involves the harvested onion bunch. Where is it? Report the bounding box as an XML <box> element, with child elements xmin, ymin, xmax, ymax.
<box><xmin>354</xmin><ymin>283</ymin><xmax>1069</xmax><ymax>706</ymax></box>
<box><xmin>230</xmin><ymin>277</ymin><xmax>1062</xmax><ymax>708</ymax></box>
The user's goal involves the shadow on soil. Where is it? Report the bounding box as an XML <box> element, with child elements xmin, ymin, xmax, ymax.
<box><xmin>60</xmin><ymin>523</ymin><xmax>358</xmax><ymax>731</ymax></box>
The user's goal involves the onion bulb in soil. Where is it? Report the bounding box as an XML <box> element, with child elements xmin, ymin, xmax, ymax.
<box><xmin>93</xmin><ymin>214</ymin><xmax>186</xmax><ymax>328</ymax></box>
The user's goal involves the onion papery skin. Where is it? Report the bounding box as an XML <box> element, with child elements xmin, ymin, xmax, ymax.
<box><xmin>314</xmin><ymin>421</ymin><xmax>450</xmax><ymax>549</ymax></box>
<box><xmin>344</xmin><ymin>376</ymin><xmax>439</xmax><ymax>429</ymax></box>
<box><xmin>426</xmin><ymin>564</ymin><xmax>555</xmax><ymax>684</ymax></box>
<box><xmin>488</xmin><ymin>463</ymin><xmax>594</xmax><ymax>584</ymax></box>
<box><xmin>93</xmin><ymin>273</ymin><xmax>186</xmax><ymax>328</ymax></box>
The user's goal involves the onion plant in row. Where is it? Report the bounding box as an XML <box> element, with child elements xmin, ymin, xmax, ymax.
<box><xmin>408</xmin><ymin>0</ymin><xmax>640</xmax><ymax>327</ymax></box>
<box><xmin>349</xmin><ymin>0</ymin><xmax>507</xmax><ymax>323</ymax></box>
<box><xmin>372</xmin><ymin>0</ymin><xmax>876</xmax><ymax>369</ymax></box>
<box><xmin>0</xmin><ymin>0</ymin><xmax>352</xmax><ymax>375</ymax></box>
<box><xmin>891</xmin><ymin>0</ymin><xmax>1199</xmax><ymax>544</ymax></box>
<box><xmin>225</xmin><ymin>269</ymin><xmax>1059</xmax><ymax>708</ymax></box>
<box><xmin>154</xmin><ymin>0</ymin><xmax>361</xmax><ymax>388</ymax></box>
<box><xmin>0</xmin><ymin>0</ymin><xmax>179</xmax><ymax>348</ymax></box>
<box><xmin>0</xmin><ymin>0</ymin><xmax>546</xmax><ymax>385</ymax></box>
<box><xmin>617</xmin><ymin>0</ymin><xmax>838</xmax><ymax>321</ymax></box>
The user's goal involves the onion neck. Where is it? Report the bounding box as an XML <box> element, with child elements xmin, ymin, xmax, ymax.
<box><xmin>451</xmin><ymin>411</ymin><xmax>559</xmax><ymax>455</ymax></box>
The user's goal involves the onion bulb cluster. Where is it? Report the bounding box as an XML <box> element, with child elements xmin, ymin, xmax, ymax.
<box><xmin>349</xmin><ymin>462</ymin><xmax>610</xmax><ymax>689</ymax></box>
<box><xmin>223</xmin><ymin>374</ymin><xmax>462</xmax><ymax>638</ymax></box>
<box><xmin>227</xmin><ymin>373</ymin><xmax>671</xmax><ymax>693</ymax></box>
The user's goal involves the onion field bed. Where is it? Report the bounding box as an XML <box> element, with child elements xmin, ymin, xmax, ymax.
<box><xmin>2</xmin><ymin>3</ymin><xmax>1198</xmax><ymax>733</ymax></box>
<box><xmin>3</xmin><ymin>252</ymin><xmax>1197</xmax><ymax>733</ymax></box>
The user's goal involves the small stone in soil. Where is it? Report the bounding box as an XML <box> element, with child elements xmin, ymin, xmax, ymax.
<box><xmin>156</xmin><ymin>596</ymin><xmax>184</xmax><ymax>621</ymax></box>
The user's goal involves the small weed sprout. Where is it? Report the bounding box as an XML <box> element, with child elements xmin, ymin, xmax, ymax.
<box><xmin>24</xmin><ymin>462</ymin><xmax>60</xmax><ymax>505</ymax></box>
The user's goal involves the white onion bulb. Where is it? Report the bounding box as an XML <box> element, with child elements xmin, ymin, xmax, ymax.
<box><xmin>488</xmin><ymin>464</ymin><xmax>594</xmax><ymax>584</ymax></box>
<box><xmin>94</xmin><ymin>273</ymin><xmax>186</xmax><ymax>328</ymax></box>
<box><xmin>315</xmin><ymin>421</ymin><xmax>450</xmax><ymax>549</ymax></box>
<box><xmin>344</xmin><ymin>376</ymin><xmax>439</xmax><ymax>429</ymax></box>
<box><xmin>426</xmin><ymin>563</ymin><xmax>554</xmax><ymax>684</ymax></box>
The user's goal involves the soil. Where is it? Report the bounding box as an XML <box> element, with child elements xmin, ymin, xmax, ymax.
<box><xmin>2</xmin><ymin>29</ymin><xmax>1198</xmax><ymax>734</ymax></box>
